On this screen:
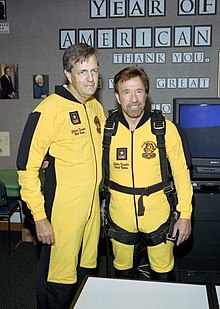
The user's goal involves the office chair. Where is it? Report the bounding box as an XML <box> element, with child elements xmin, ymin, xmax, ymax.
<box><xmin>0</xmin><ymin>180</ymin><xmax>22</xmax><ymax>254</ymax></box>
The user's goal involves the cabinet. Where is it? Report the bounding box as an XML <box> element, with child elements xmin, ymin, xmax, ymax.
<box><xmin>175</xmin><ymin>182</ymin><xmax>220</xmax><ymax>284</ymax></box>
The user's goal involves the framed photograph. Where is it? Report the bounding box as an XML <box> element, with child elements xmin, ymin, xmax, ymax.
<box><xmin>0</xmin><ymin>64</ymin><xmax>19</xmax><ymax>99</ymax></box>
<box><xmin>0</xmin><ymin>0</ymin><xmax>6</xmax><ymax>21</ymax></box>
<box><xmin>33</xmin><ymin>74</ymin><xmax>49</xmax><ymax>99</ymax></box>
<box><xmin>0</xmin><ymin>131</ymin><xmax>10</xmax><ymax>156</ymax></box>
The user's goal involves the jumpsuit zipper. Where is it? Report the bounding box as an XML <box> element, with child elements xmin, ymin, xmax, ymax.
<box><xmin>131</xmin><ymin>130</ymin><xmax>139</xmax><ymax>231</ymax></box>
<box><xmin>83</xmin><ymin>104</ymin><xmax>98</xmax><ymax>219</ymax></box>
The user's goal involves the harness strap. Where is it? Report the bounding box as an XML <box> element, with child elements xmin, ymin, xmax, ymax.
<box><xmin>151</xmin><ymin>110</ymin><xmax>178</xmax><ymax>214</ymax></box>
<box><xmin>151</xmin><ymin>110</ymin><xmax>168</xmax><ymax>183</ymax></box>
<box><xmin>105</xmin><ymin>179</ymin><xmax>172</xmax><ymax>216</ymax></box>
<box><xmin>108</xmin><ymin>214</ymin><xmax>170</xmax><ymax>246</ymax></box>
<box><xmin>106</xmin><ymin>179</ymin><xmax>170</xmax><ymax>195</ymax></box>
<box><xmin>102</xmin><ymin>109</ymin><xmax>119</xmax><ymax>192</ymax></box>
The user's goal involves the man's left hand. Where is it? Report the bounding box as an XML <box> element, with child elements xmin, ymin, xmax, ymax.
<box><xmin>172</xmin><ymin>218</ymin><xmax>191</xmax><ymax>246</ymax></box>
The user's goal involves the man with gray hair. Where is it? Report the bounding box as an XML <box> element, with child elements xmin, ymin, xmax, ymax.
<box><xmin>17</xmin><ymin>43</ymin><xmax>105</xmax><ymax>309</ymax></box>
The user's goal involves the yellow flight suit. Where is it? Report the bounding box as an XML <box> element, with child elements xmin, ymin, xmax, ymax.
<box><xmin>17</xmin><ymin>86</ymin><xmax>105</xmax><ymax>284</ymax></box>
<box><xmin>108</xmin><ymin>112</ymin><xmax>193</xmax><ymax>273</ymax></box>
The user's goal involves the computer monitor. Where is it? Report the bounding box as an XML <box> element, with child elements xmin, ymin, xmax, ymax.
<box><xmin>173</xmin><ymin>97</ymin><xmax>220</xmax><ymax>179</ymax></box>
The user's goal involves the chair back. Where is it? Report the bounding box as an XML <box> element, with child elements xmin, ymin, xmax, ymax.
<box><xmin>0</xmin><ymin>180</ymin><xmax>8</xmax><ymax>207</ymax></box>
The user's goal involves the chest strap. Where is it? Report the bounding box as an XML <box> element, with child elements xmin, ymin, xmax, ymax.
<box><xmin>105</xmin><ymin>179</ymin><xmax>173</xmax><ymax>216</ymax></box>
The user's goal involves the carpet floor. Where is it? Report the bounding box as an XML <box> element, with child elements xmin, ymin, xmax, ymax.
<box><xmin>0</xmin><ymin>231</ymin><xmax>40</xmax><ymax>309</ymax></box>
<box><xmin>0</xmin><ymin>231</ymin><xmax>114</xmax><ymax>309</ymax></box>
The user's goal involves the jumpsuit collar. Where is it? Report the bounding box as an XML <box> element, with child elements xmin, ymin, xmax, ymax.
<box><xmin>54</xmin><ymin>85</ymin><xmax>94</xmax><ymax>104</ymax></box>
<box><xmin>118</xmin><ymin>110</ymin><xmax>151</xmax><ymax>130</ymax></box>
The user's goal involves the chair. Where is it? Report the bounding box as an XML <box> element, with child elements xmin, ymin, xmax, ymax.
<box><xmin>0</xmin><ymin>180</ymin><xmax>22</xmax><ymax>254</ymax></box>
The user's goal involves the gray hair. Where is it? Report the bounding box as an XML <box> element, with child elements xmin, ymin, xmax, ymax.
<box><xmin>35</xmin><ymin>74</ymin><xmax>43</xmax><ymax>82</ymax></box>
<box><xmin>62</xmin><ymin>43</ymin><xmax>99</xmax><ymax>72</ymax></box>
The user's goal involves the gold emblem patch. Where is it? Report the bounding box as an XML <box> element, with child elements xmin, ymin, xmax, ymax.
<box><xmin>142</xmin><ymin>141</ymin><xmax>157</xmax><ymax>159</ymax></box>
<box><xmin>94</xmin><ymin>116</ymin><xmax>101</xmax><ymax>134</ymax></box>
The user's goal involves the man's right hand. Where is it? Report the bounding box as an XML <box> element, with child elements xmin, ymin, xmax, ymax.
<box><xmin>35</xmin><ymin>218</ymin><xmax>55</xmax><ymax>245</ymax></box>
<box><xmin>41</xmin><ymin>159</ymin><xmax>49</xmax><ymax>170</ymax></box>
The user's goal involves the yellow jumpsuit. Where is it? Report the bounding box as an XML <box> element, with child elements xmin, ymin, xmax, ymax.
<box><xmin>108</xmin><ymin>112</ymin><xmax>193</xmax><ymax>273</ymax></box>
<box><xmin>17</xmin><ymin>86</ymin><xmax>105</xmax><ymax>284</ymax></box>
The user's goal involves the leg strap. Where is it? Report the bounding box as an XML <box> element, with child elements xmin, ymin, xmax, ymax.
<box><xmin>107</xmin><ymin>215</ymin><xmax>170</xmax><ymax>246</ymax></box>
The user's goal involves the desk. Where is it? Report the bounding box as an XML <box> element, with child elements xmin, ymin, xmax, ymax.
<box><xmin>71</xmin><ymin>277</ymin><xmax>212</xmax><ymax>309</ymax></box>
<box><xmin>0</xmin><ymin>168</ymin><xmax>20</xmax><ymax>197</ymax></box>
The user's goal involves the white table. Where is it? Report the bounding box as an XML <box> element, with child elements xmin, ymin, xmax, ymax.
<box><xmin>216</xmin><ymin>286</ymin><xmax>220</xmax><ymax>305</ymax></box>
<box><xmin>71</xmin><ymin>277</ymin><xmax>210</xmax><ymax>309</ymax></box>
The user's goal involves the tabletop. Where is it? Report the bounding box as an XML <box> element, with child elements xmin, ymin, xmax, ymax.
<box><xmin>71</xmin><ymin>277</ymin><xmax>215</xmax><ymax>309</ymax></box>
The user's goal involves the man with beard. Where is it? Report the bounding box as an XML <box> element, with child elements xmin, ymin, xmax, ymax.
<box><xmin>102</xmin><ymin>66</ymin><xmax>193</xmax><ymax>281</ymax></box>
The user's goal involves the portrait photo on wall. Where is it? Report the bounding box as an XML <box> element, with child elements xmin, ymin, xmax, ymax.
<box><xmin>0</xmin><ymin>64</ymin><xmax>19</xmax><ymax>99</ymax></box>
<box><xmin>0</xmin><ymin>0</ymin><xmax>6</xmax><ymax>21</ymax></box>
<box><xmin>0</xmin><ymin>131</ymin><xmax>10</xmax><ymax>156</ymax></box>
<box><xmin>33</xmin><ymin>74</ymin><xmax>49</xmax><ymax>99</ymax></box>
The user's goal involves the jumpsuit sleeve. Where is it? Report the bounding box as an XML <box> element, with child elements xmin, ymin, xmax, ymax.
<box><xmin>166</xmin><ymin>121</ymin><xmax>193</xmax><ymax>219</ymax></box>
<box><xmin>17</xmin><ymin>104</ymin><xmax>57</xmax><ymax>221</ymax></box>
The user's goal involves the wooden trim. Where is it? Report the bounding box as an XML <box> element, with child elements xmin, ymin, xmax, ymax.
<box><xmin>0</xmin><ymin>222</ymin><xmax>22</xmax><ymax>231</ymax></box>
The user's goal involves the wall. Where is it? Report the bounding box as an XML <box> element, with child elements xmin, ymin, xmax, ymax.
<box><xmin>0</xmin><ymin>0</ymin><xmax>219</xmax><ymax>168</ymax></box>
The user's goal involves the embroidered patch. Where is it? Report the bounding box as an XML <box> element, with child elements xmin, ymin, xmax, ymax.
<box><xmin>142</xmin><ymin>141</ymin><xmax>157</xmax><ymax>159</ymax></box>
<box><xmin>71</xmin><ymin>128</ymin><xmax>86</xmax><ymax>136</ymax></box>
<box><xmin>94</xmin><ymin>116</ymin><xmax>101</xmax><ymax>134</ymax></box>
<box><xmin>70</xmin><ymin>111</ymin><xmax>81</xmax><ymax>125</ymax></box>
<box><xmin>117</xmin><ymin>148</ymin><xmax>127</xmax><ymax>160</ymax></box>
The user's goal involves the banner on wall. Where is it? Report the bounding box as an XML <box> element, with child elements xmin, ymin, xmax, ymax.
<box><xmin>58</xmin><ymin>0</ymin><xmax>218</xmax><ymax>98</ymax></box>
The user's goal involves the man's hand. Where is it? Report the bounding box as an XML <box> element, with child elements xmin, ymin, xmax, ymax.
<box><xmin>172</xmin><ymin>218</ymin><xmax>191</xmax><ymax>246</ymax></box>
<box><xmin>41</xmin><ymin>159</ymin><xmax>49</xmax><ymax>170</ymax></box>
<box><xmin>35</xmin><ymin>218</ymin><xmax>55</xmax><ymax>245</ymax></box>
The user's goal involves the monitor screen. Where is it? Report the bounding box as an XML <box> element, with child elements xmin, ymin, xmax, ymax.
<box><xmin>173</xmin><ymin>98</ymin><xmax>220</xmax><ymax>179</ymax></box>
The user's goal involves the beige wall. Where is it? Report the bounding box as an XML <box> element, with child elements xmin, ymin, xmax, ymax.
<box><xmin>0</xmin><ymin>0</ymin><xmax>219</xmax><ymax>168</ymax></box>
